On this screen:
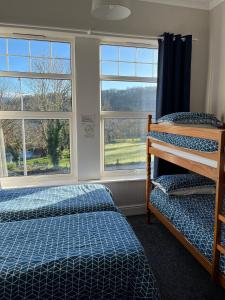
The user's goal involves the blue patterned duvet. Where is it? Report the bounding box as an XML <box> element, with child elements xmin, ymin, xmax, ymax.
<box><xmin>0</xmin><ymin>184</ymin><xmax>117</xmax><ymax>222</ymax></box>
<box><xmin>0</xmin><ymin>211</ymin><xmax>160</xmax><ymax>299</ymax></box>
<box><xmin>149</xmin><ymin>131</ymin><xmax>218</xmax><ymax>152</ymax></box>
<box><xmin>150</xmin><ymin>188</ymin><xmax>225</xmax><ymax>273</ymax></box>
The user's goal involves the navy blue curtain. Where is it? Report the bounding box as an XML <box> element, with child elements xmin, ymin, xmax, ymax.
<box><xmin>154</xmin><ymin>32</ymin><xmax>192</xmax><ymax>177</ymax></box>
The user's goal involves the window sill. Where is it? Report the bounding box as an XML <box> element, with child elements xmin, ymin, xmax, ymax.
<box><xmin>79</xmin><ymin>174</ymin><xmax>146</xmax><ymax>184</ymax></box>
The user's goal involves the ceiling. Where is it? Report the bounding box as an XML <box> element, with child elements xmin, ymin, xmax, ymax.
<box><xmin>140</xmin><ymin>0</ymin><xmax>224</xmax><ymax>10</ymax></box>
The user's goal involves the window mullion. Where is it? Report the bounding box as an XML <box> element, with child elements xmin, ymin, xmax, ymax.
<box><xmin>6</xmin><ymin>38</ymin><xmax>9</xmax><ymax>71</ymax></box>
<box><xmin>28</xmin><ymin>40</ymin><xmax>31</xmax><ymax>72</ymax></box>
<box><xmin>19</xmin><ymin>78</ymin><xmax>27</xmax><ymax>176</ymax></box>
<box><xmin>22</xmin><ymin>119</ymin><xmax>27</xmax><ymax>176</ymax></box>
<box><xmin>0</xmin><ymin>71</ymin><xmax>72</xmax><ymax>80</ymax></box>
<box><xmin>100</xmin><ymin>75</ymin><xmax>157</xmax><ymax>83</ymax></box>
<box><xmin>0</xmin><ymin>111</ymin><xmax>73</xmax><ymax>120</ymax></box>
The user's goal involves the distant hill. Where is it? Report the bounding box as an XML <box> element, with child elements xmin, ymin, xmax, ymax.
<box><xmin>102</xmin><ymin>86</ymin><xmax>156</xmax><ymax>112</ymax></box>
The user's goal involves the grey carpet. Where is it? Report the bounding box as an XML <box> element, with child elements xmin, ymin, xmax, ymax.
<box><xmin>127</xmin><ymin>215</ymin><xmax>225</xmax><ymax>300</ymax></box>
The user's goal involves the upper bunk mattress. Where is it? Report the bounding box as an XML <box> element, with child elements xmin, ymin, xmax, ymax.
<box><xmin>0</xmin><ymin>211</ymin><xmax>160</xmax><ymax>300</ymax></box>
<box><xmin>149</xmin><ymin>131</ymin><xmax>218</xmax><ymax>152</ymax></box>
<box><xmin>0</xmin><ymin>184</ymin><xmax>117</xmax><ymax>223</ymax></box>
<box><xmin>150</xmin><ymin>188</ymin><xmax>225</xmax><ymax>274</ymax></box>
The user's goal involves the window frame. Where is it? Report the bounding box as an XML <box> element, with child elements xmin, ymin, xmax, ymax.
<box><xmin>0</xmin><ymin>32</ymin><xmax>77</xmax><ymax>188</ymax></box>
<box><xmin>100</xmin><ymin>42</ymin><xmax>158</xmax><ymax>178</ymax></box>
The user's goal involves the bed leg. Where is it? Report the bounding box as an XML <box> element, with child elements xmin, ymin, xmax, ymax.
<box><xmin>146</xmin><ymin>115</ymin><xmax>152</xmax><ymax>225</ymax></box>
<box><xmin>147</xmin><ymin>208</ymin><xmax>151</xmax><ymax>224</ymax></box>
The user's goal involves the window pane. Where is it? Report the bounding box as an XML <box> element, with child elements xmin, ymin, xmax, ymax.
<box><xmin>153</xmin><ymin>64</ymin><xmax>158</xmax><ymax>77</ymax></box>
<box><xmin>119</xmin><ymin>47</ymin><xmax>136</xmax><ymax>62</ymax></box>
<box><xmin>51</xmin><ymin>59</ymin><xmax>71</xmax><ymax>74</ymax></box>
<box><xmin>104</xmin><ymin>118</ymin><xmax>146</xmax><ymax>171</ymax></box>
<box><xmin>25</xmin><ymin>119</ymin><xmax>71</xmax><ymax>176</ymax></box>
<box><xmin>153</xmin><ymin>50</ymin><xmax>158</xmax><ymax>63</ymax></box>
<box><xmin>8</xmin><ymin>38</ymin><xmax>29</xmax><ymax>56</ymax></box>
<box><xmin>30</xmin><ymin>40</ymin><xmax>50</xmax><ymax>57</ymax></box>
<box><xmin>101</xmin><ymin>61</ymin><xmax>118</xmax><ymax>76</ymax></box>
<box><xmin>9</xmin><ymin>56</ymin><xmax>29</xmax><ymax>72</ymax></box>
<box><xmin>137</xmin><ymin>48</ymin><xmax>153</xmax><ymax>63</ymax></box>
<box><xmin>0</xmin><ymin>119</ymin><xmax>24</xmax><ymax>177</ymax></box>
<box><xmin>101</xmin><ymin>81</ymin><xmax>156</xmax><ymax>113</ymax></box>
<box><xmin>136</xmin><ymin>63</ymin><xmax>153</xmax><ymax>77</ymax></box>
<box><xmin>31</xmin><ymin>58</ymin><xmax>51</xmax><ymax>73</ymax></box>
<box><xmin>0</xmin><ymin>77</ymin><xmax>21</xmax><ymax>111</ymax></box>
<box><xmin>119</xmin><ymin>62</ymin><xmax>135</xmax><ymax>76</ymax></box>
<box><xmin>31</xmin><ymin>58</ymin><xmax>71</xmax><ymax>74</ymax></box>
<box><xmin>0</xmin><ymin>38</ymin><xmax>6</xmax><ymax>55</ymax></box>
<box><xmin>0</xmin><ymin>56</ymin><xmax>7</xmax><ymax>71</ymax></box>
<box><xmin>101</xmin><ymin>45</ymin><xmax>118</xmax><ymax>61</ymax></box>
<box><xmin>52</xmin><ymin>42</ymin><xmax>70</xmax><ymax>59</ymax></box>
<box><xmin>22</xmin><ymin>78</ymin><xmax>72</xmax><ymax>112</ymax></box>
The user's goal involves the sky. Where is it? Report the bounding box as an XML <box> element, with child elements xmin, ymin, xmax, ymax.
<box><xmin>0</xmin><ymin>38</ymin><xmax>158</xmax><ymax>92</ymax></box>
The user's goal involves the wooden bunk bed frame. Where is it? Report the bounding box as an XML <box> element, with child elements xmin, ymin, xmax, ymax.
<box><xmin>146</xmin><ymin>114</ymin><xmax>225</xmax><ymax>288</ymax></box>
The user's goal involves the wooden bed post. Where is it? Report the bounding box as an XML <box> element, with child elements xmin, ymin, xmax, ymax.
<box><xmin>146</xmin><ymin>115</ymin><xmax>152</xmax><ymax>224</ymax></box>
<box><xmin>212</xmin><ymin>130</ymin><xmax>225</xmax><ymax>282</ymax></box>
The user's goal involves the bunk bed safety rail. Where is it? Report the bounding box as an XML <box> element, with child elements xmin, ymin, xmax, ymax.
<box><xmin>149</xmin><ymin>123</ymin><xmax>223</xmax><ymax>141</ymax></box>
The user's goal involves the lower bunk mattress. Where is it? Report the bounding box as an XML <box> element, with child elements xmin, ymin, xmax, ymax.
<box><xmin>150</xmin><ymin>188</ymin><xmax>225</xmax><ymax>274</ymax></box>
<box><xmin>0</xmin><ymin>184</ymin><xmax>117</xmax><ymax>222</ymax></box>
<box><xmin>0</xmin><ymin>211</ymin><xmax>160</xmax><ymax>299</ymax></box>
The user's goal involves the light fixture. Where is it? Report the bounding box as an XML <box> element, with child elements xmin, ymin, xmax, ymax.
<box><xmin>91</xmin><ymin>0</ymin><xmax>131</xmax><ymax>21</ymax></box>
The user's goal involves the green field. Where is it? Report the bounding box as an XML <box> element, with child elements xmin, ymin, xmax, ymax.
<box><xmin>104</xmin><ymin>138</ymin><xmax>146</xmax><ymax>168</ymax></box>
<box><xmin>7</xmin><ymin>139</ymin><xmax>149</xmax><ymax>175</ymax></box>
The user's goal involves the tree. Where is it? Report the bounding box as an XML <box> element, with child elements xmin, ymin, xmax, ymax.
<box><xmin>47</xmin><ymin>120</ymin><xmax>63</xmax><ymax>167</ymax></box>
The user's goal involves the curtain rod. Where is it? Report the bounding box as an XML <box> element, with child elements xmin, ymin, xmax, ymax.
<box><xmin>84</xmin><ymin>30</ymin><xmax>198</xmax><ymax>41</ymax></box>
<box><xmin>0</xmin><ymin>22</ymin><xmax>199</xmax><ymax>42</ymax></box>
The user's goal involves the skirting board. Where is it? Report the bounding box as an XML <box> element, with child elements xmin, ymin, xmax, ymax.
<box><xmin>119</xmin><ymin>204</ymin><xmax>145</xmax><ymax>216</ymax></box>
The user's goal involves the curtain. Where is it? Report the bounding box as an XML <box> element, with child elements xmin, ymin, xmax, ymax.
<box><xmin>0</xmin><ymin>126</ymin><xmax>8</xmax><ymax>178</ymax></box>
<box><xmin>154</xmin><ymin>32</ymin><xmax>192</xmax><ymax>177</ymax></box>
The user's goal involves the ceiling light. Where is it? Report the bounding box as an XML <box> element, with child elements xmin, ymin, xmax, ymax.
<box><xmin>91</xmin><ymin>0</ymin><xmax>131</xmax><ymax>21</ymax></box>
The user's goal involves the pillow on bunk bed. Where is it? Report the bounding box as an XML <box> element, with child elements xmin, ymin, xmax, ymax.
<box><xmin>152</xmin><ymin>174</ymin><xmax>216</xmax><ymax>196</ymax></box>
<box><xmin>157</xmin><ymin>112</ymin><xmax>222</xmax><ymax>128</ymax></box>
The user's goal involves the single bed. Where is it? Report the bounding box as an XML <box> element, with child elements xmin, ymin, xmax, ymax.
<box><xmin>0</xmin><ymin>211</ymin><xmax>160</xmax><ymax>300</ymax></box>
<box><xmin>149</xmin><ymin>131</ymin><xmax>220</xmax><ymax>168</ymax></box>
<box><xmin>0</xmin><ymin>184</ymin><xmax>117</xmax><ymax>222</ymax></box>
<box><xmin>150</xmin><ymin>187</ymin><xmax>225</xmax><ymax>274</ymax></box>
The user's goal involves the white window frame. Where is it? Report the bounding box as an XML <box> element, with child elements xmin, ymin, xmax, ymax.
<box><xmin>100</xmin><ymin>41</ymin><xmax>158</xmax><ymax>178</ymax></box>
<box><xmin>0</xmin><ymin>30</ymin><xmax>77</xmax><ymax>188</ymax></box>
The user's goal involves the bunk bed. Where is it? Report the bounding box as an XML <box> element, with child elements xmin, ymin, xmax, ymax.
<box><xmin>146</xmin><ymin>114</ymin><xmax>225</xmax><ymax>288</ymax></box>
<box><xmin>0</xmin><ymin>184</ymin><xmax>118</xmax><ymax>222</ymax></box>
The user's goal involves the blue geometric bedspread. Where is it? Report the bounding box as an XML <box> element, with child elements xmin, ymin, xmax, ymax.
<box><xmin>149</xmin><ymin>131</ymin><xmax>218</xmax><ymax>152</ymax></box>
<box><xmin>0</xmin><ymin>211</ymin><xmax>160</xmax><ymax>299</ymax></box>
<box><xmin>0</xmin><ymin>184</ymin><xmax>117</xmax><ymax>222</ymax></box>
<box><xmin>150</xmin><ymin>188</ymin><xmax>225</xmax><ymax>274</ymax></box>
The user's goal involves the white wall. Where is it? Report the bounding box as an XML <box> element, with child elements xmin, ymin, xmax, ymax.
<box><xmin>75</xmin><ymin>38</ymin><xmax>101</xmax><ymax>181</ymax></box>
<box><xmin>206</xmin><ymin>1</ymin><xmax>225</xmax><ymax>120</ymax></box>
<box><xmin>0</xmin><ymin>0</ymin><xmax>210</xmax><ymax>214</ymax></box>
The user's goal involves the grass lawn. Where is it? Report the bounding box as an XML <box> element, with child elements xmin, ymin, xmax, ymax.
<box><xmin>7</xmin><ymin>150</ymin><xmax>70</xmax><ymax>175</ymax></box>
<box><xmin>105</xmin><ymin>138</ymin><xmax>146</xmax><ymax>167</ymax></box>
<box><xmin>26</xmin><ymin>156</ymin><xmax>70</xmax><ymax>169</ymax></box>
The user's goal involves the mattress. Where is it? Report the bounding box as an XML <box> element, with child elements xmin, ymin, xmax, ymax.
<box><xmin>0</xmin><ymin>184</ymin><xmax>117</xmax><ymax>222</ymax></box>
<box><xmin>150</xmin><ymin>188</ymin><xmax>225</xmax><ymax>274</ymax></box>
<box><xmin>149</xmin><ymin>131</ymin><xmax>218</xmax><ymax>152</ymax></box>
<box><xmin>0</xmin><ymin>211</ymin><xmax>160</xmax><ymax>300</ymax></box>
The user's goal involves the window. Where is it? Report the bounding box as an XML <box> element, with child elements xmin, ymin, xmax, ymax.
<box><xmin>0</xmin><ymin>36</ymin><xmax>75</xmax><ymax>183</ymax></box>
<box><xmin>100</xmin><ymin>44</ymin><xmax>158</xmax><ymax>175</ymax></box>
